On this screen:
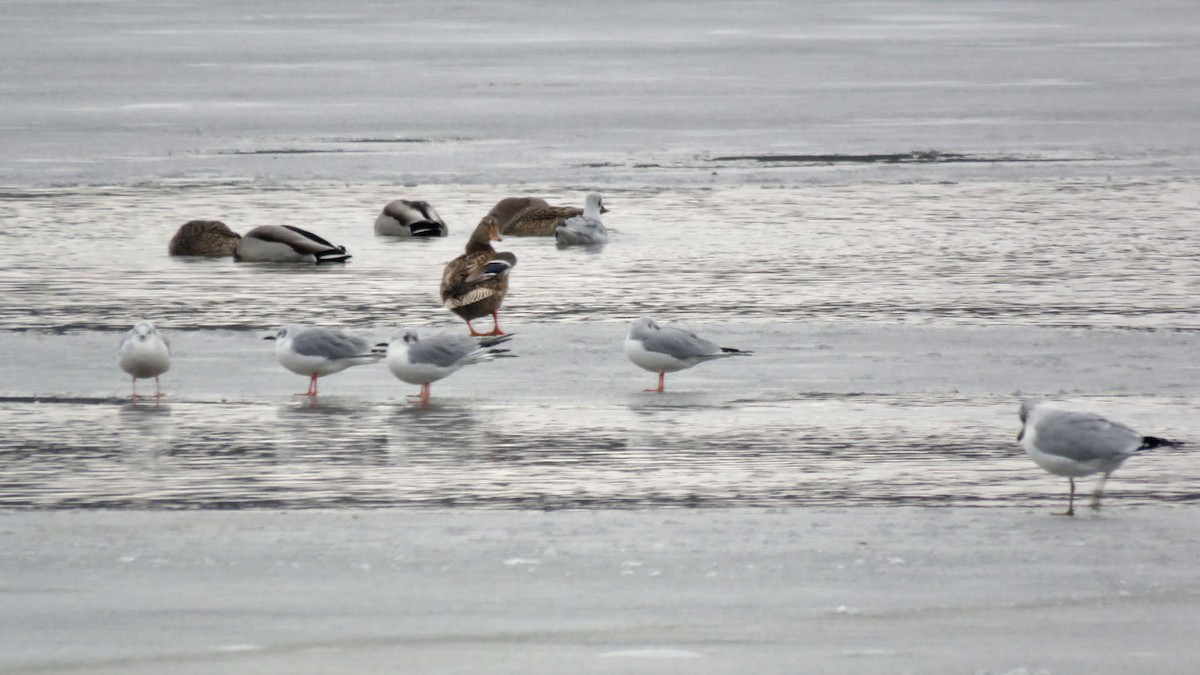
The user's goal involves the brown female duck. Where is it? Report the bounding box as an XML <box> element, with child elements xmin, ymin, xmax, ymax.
<box><xmin>167</xmin><ymin>220</ymin><xmax>241</xmax><ymax>257</ymax></box>
<box><xmin>492</xmin><ymin>194</ymin><xmax>608</xmax><ymax>236</ymax></box>
<box><xmin>440</xmin><ymin>216</ymin><xmax>517</xmax><ymax>336</ymax></box>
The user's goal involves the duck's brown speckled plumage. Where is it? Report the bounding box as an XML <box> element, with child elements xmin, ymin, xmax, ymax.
<box><xmin>167</xmin><ymin>220</ymin><xmax>241</xmax><ymax>257</ymax></box>
<box><xmin>440</xmin><ymin>216</ymin><xmax>516</xmax><ymax>335</ymax></box>
<box><xmin>486</xmin><ymin>197</ymin><xmax>550</xmax><ymax>234</ymax></box>
<box><xmin>499</xmin><ymin>203</ymin><xmax>584</xmax><ymax>237</ymax></box>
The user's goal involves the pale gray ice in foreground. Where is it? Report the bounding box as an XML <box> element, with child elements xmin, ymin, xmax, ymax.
<box><xmin>2</xmin><ymin>1</ymin><xmax>1200</xmax><ymax>673</ymax></box>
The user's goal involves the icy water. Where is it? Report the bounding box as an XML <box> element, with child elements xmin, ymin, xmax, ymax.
<box><xmin>1</xmin><ymin>180</ymin><xmax>1197</xmax><ymax>509</ymax></box>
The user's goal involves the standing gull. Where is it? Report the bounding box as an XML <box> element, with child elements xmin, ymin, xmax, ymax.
<box><xmin>235</xmin><ymin>225</ymin><xmax>351</xmax><ymax>263</ymax></box>
<box><xmin>1018</xmin><ymin>400</ymin><xmax>1181</xmax><ymax>516</ymax></box>
<box><xmin>118</xmin><ymin>320</ymin><xmax>171</xmax><ymax>399</ymax></box>
<box><xmin>440</xmin><ymin>216</ymin><xmax>516</xmax><ymax>336</ymax></box>
<box><xmin>266</xmin><ymin>325</ymin><xmax>383</xmax><ymax>396</ymax></box>
<box><xmin>374</xmin><ymin>199</ymin><xmax>448</xmax><ymax>237</ymax></box>
<box><xmin>555</xmin><ymin>193</ymin><xmax>609</xmax><ymax>246</ymax></box>
<box><xmin>378</xmin><ymin>329</ymin><xmax>515</xmax><ymax>406</ymax></box>
<box><xmin>624</xmin><ymin>316</ymin><xmax>751</xmax><ymax>393</ymax></box>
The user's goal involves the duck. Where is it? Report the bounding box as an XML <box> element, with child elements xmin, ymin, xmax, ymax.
<box><xmin>498</xmin><ymin>194</ymin><xmax>609</xmax><ymax>236</ymax></box>
<box><xmin>554</xmin><ymin>193</ymin><xmax>609</xmax><ymax>246</ymax></box>
<box><xmin>374</xmin><ymin>199</ymin><xmax>448</xmax><ymax>237</ymax></box>
<box><xmin>234</xmin><ymin>225</ymin><xmax>351</xmax><ymax>263</ymax></box>
<box><xmin>486</xmin><ymin>196</ymin><xmax>549</xmax><ymax>233</ymax></box>
<box><xmin>167</xmin><ymin>220</ymin><xmax>242</xmax><ymax>257</ymax></box>
<box><xmin>378</xmin><ymin>328</ymin><xmax>515</xmax><ymax>406</ymax></box>
<box><xmin>440</xmin><ymin>216</ymin><xmax>517</xmax><ymax>336</ymax></box>
<box><xmin>265</xmin><ymin>324</ymin><xmax>383</xmax><ymax>396</ymax></box>
<box><xmin>118</xmin><ymin>320</ymin><xmax>171</xmax><ymax>399</ymax></box>
<box><xmin>624</xmin><ymin>316</ymin><xmax>751</xmax><ymax>393</ymax></box>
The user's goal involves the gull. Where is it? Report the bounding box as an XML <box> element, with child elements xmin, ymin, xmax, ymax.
<box><xmin>624</xmin><ymin>316</ymin><xmax>751</xmax><ymax>393</ymax></box>
<box><xmin>377</xmin><ymin>328</ymin><xmax>515</xmax><ymax>405</ymax></box>
<box><xmin>374</xmin><ymin>199</ymin><xmax>448</xmax><ymax>237</ymax></box>
<box><xmin>234</xmin><ymin>225</ymin><xmax>350</xmax><ymax>263</ymax></box>
<box><xmin>1018</xmin><ymin>400</ymin><xmax>1181</xmax><ymax>516</ymax></box>
<box><xmin>265</xmin><ymin>325</ymin><xmax>383</xmax><ymax>396</ymax></box>
<box><xmin>118</xmin><ymin>321</ymin><xmax>171</xmax><ymax>399</ymax></box>
<box><xmin>555</xmin><ymin>193</ymin><xmax>609</xmax><ymax>246</ymax></box>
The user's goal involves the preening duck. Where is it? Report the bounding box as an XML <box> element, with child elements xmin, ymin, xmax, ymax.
<box><xmin>440</xmin><ymin>216</ymin><xmax>517</xmax><ymax>336</ymax></box>
<box><xmin>234</xmin><ymin>225</ymin><xmax>351</xmax><ymax>263</ymax></box>
<box><xmin>498</xmin><ymin>194</ymin><xmax>608</xmax><ymax>236</ymax></box>
<box><xmin>167</xmin><ymin>220</ymin><xmax>242</xmax><ymax>257</ymax></box>
<box><xmin>374</xmin><ymin>199</ymin><xmax>448</xmax><ymax>237</ymax></box>
<box><xmin>486</xmin><ymin>196</ymin><xmax>549</xmax><ymax>233</ymax></box>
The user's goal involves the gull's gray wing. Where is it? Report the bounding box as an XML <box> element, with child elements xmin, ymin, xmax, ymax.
<box><xmin>291</xmin><ymin>328</ymin><xmax>371</xmax><ymax>360</ymax></box>
<box><xmin>1033</xmin><ymin>409</ymin><xmax>1142</xmax><ymax>461</ymax></box>
<box><xmin>407</xmin><ymin>334</ymin><xmax>477</xmax><ymax>368</ymax></box>
<box><xmin>641</xmin><ymin>326</ymin><xmax>721</xmax><ymax>360</ymax></box>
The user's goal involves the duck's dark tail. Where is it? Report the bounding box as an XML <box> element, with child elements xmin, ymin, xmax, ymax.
<box><xmin>410</xmin><ymin>221</ymin><xmax>446</xmax><ymax>237</ymax></box>
<box><xmin>315</xmin><ymin>248</ymin><xmax>352</xmax><ymax>264</ymax></box>
<box><xmin>1139</xmin><ymin>436</ymin><xmax>1182</xmax><ymax>451</ymax></box>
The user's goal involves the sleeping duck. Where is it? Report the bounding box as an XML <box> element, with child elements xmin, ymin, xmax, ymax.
<box><xmin>374</xmin><ymin>199</ymin><xmax>448</xmax><ymax>237</ymax></box>
<box><xmin>167</xmin><ymin>220</ymin><xmax>242</xmax><ymax>257</ymax></box>
<box><xmin>234</xmin><ymin>225</ymin><xmax>351</xmax><ymax>264</ymax></box>
<box><xmin>497</xmin><ymin>194</ymin><xmax>609</xmax><ymax>236</ymax></box>
<box><xmin>439</xmin><ymin>216</ymin><xmax>516</xmax><ymax>336</ymax></box>
<box><xmin>554</xmin><ymin>193</ymin><xmax>609</xmax><ymax>246</ymax></box>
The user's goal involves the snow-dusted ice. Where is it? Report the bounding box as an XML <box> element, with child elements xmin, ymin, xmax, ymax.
<box><xmin>1017</xmin><ymin>400</ymin><xmax>1181</xmax><ymax>516</ymax></box>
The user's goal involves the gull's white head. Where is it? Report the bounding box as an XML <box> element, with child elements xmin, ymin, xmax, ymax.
<box><xmin>583</xmin><ymin>192</ymin><xmax>606</xmax><ymax>219</ymax></box>
<box><xmin>389</xmin><ymin>328</ymin><xmax>420</xmax><ymax>346</ymax></box>
<box><xmin>132</xmin><ymin>320</ymin><xmax>157</xmax><ymax>338</ymax></box>
<box><xmin>629</xmin><ymin>316</ymin><xmax>661</xmax><ymax>339</ymax></box>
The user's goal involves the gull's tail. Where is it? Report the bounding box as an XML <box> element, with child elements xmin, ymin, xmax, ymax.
<box><xmin>1139</xmin><ymin>436</ymin><xmax>1182</xmax><ymax>451</ymax></box>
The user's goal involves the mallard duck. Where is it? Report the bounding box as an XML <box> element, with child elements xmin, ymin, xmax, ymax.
<box><xmin>1017</xmin><ymin>400</ymin><xmax>1181</xmax><ymax>516</ymax></box>
<box><xmin>440</xmin><ymin>216</ymin><xmax>517</xmax><ymax>336</ymax></box>
<box><xmin>167</xmin><ymin>220</ymin><xmax>241</xmax><ymax>257</ymax></box>
<box><xmin>555</xmin><ymin>193</ymin><xmax>609</xmax><ymax>246</ymax></box>
<box><xmin>118</xmin><ymin>320</ymin><xmax>171</xmax><ymax>399</ymax></box>
<box><xmin>498</xmin><ymin>194</ymin><xmax>608</xmax><ymax>236</ymax></box>
<box><xmin>265</xmin><ymin>325</ymin><xmax>383</xmax><ymax>396</ymax></box>
<box><xmin>374</xmin><ymin>199</ymin><xmax>448</xmax><ymax>237</ymax></box>
<box><xmin>234</xmin><ymin>225</ymin><xmax>351</xmax><ymax>263</ymax></box>
<box><xmin>378</xmin><ymin>328</ymin><xmax>515</xmax><ymax>405</ymax></box>
<box><xmin>486</xmin><ymin>196</ymin><xmax>549</xmax><ymax>232</ymax></box>
<box><xmin>624</xmin><ymin>316</ymin><xmax>751</xmax><ymax>393</ymax></box>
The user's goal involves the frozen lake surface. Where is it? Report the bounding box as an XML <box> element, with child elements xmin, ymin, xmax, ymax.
<box><xmin>3</xmin><ymin>0</ymin><xmax>1200</xmax><ymax>186</ymax></box>
<box><xmin>3</xmin><ymin>2</ymin><xmax>1200</xmax><ymax>671</ymax></box>
<box><xmin>1</xmin><ymin>180</ymin><xmax>1197</xmax><ymax>510</ymax></box>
